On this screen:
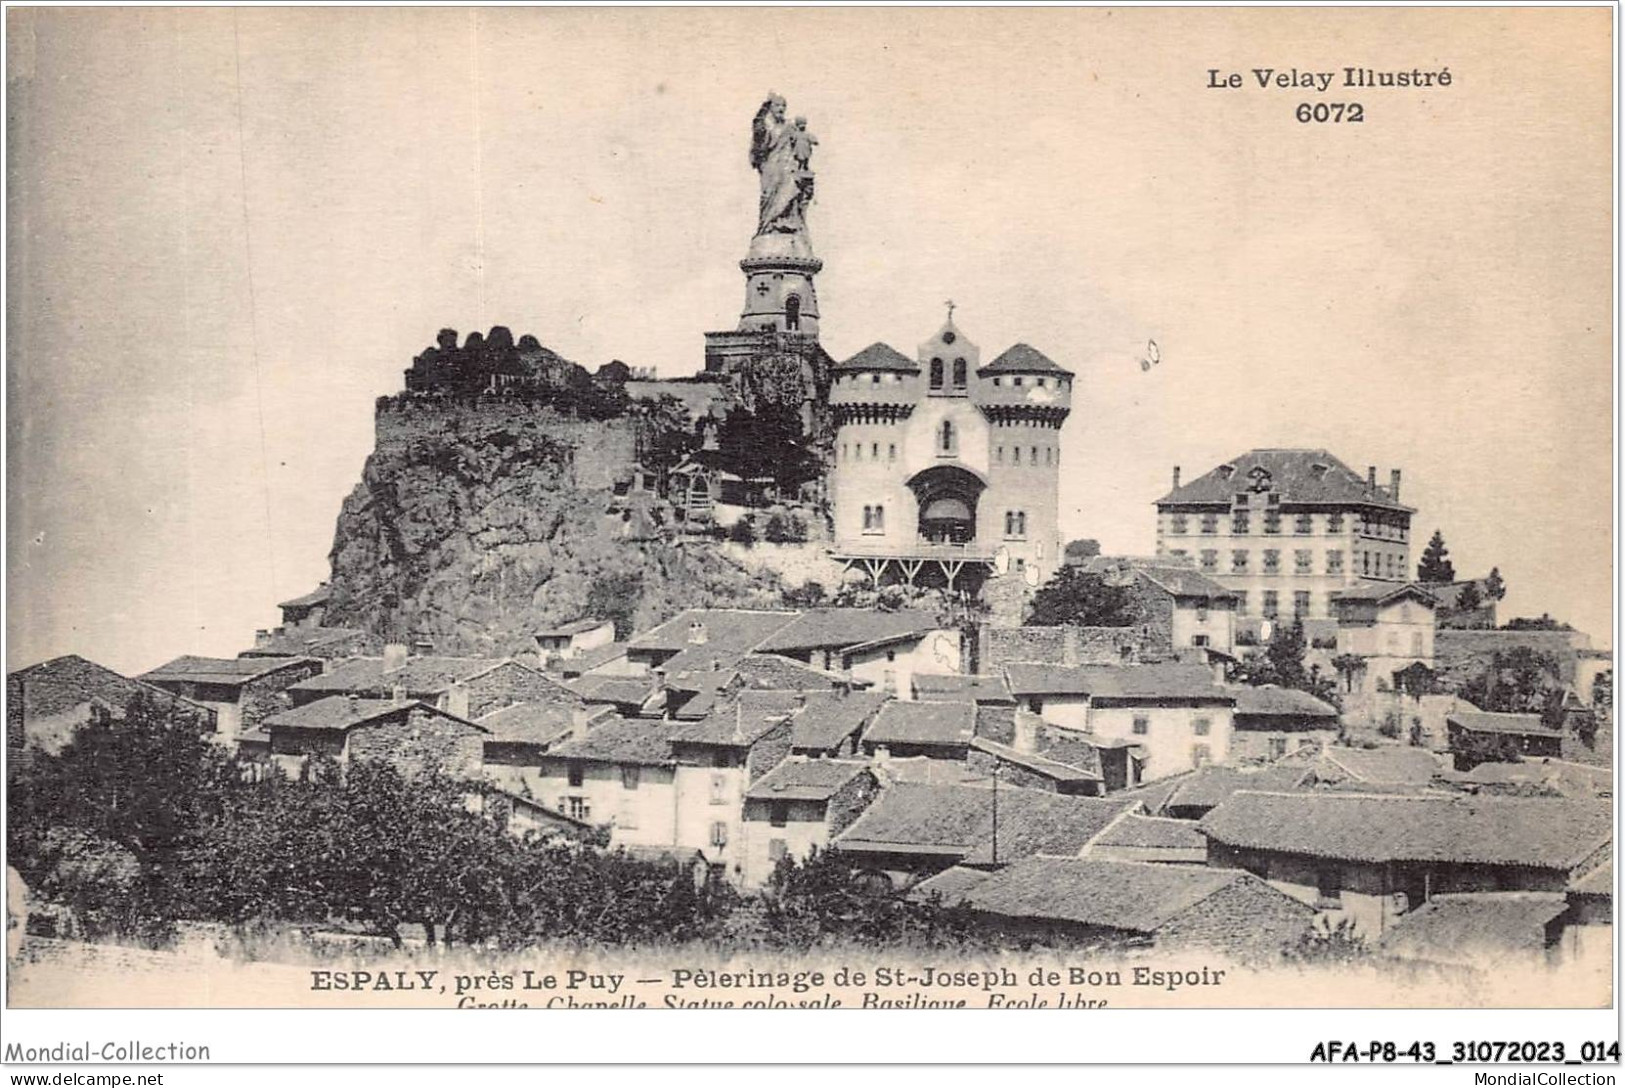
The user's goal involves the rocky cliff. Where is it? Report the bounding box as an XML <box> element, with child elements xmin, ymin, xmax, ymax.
<box><xmin>322</xmin><ymin>394</ymin><xmax>784</xmax><ymax>655</ymax></box>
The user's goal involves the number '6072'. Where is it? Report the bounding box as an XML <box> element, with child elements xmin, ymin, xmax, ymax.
<box><xmin>1297</xmin><ymin>102</ymin><xmax>1365</xmax><ymax>123</ymax></box>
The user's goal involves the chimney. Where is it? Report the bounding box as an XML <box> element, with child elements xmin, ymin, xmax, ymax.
<box><xmin>1367</xmin><ymin>466</ymin><xmax>1377</xmax><ymax>491</ymax></box>
<box><xmin>1390</xmin><ymin>469</ymin><xmax>1402</xmax><ymax>502</ymax></box>
<box><xmin>570</xmin><ymin>704</ymin><xmax>597</xmax><ymax>742</ymax></box>
<box><xmin>688</xmin><ymin>620</ymin><xmax>708</xmax><ymax>646</ymax></box>
<box><xmin>255</xmin><ymin>629</ymin><xmax>271</xmax><ymax>646</ymax></box>
<box><xmin>1172</xmin><ymin>465</ymin><xmax>1181</xmax><ymax>489</ymax></box>
<box><xmin>383</xmin><ymin>643</ymin><xmax>408</xmax><ymax>672</ymax></box>
<box><xmin>1013</xmin><ymin>708</ymin><xmax>1040</xmax><ymax>754</ymax></box>
<box><xmin>391</xmin><ymin>684</ymin><xmax>407</xmax><ymax>702</ymax></box>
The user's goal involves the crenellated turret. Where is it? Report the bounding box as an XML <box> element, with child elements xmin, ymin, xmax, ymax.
<box><xmin>974</xmin><ymin>343</ymin><xmax>1073</xmax><ymax>428</ymax></box>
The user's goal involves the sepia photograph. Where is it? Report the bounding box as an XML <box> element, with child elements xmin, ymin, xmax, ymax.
<box><xmin>2</xmin><ymin>2</ymin><xmax>1617</xmax><ymax>1053</ymax></box>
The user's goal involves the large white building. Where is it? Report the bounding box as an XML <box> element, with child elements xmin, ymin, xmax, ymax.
<box><xmin>1154</xmin><ymin>449</ymin><xmax>1414</xmax><ymax>627</ymax></box>
<box><xmin>828</xmin><ymin>318</ymin><xmax>1072</xmax><ymax>594</ymax></box>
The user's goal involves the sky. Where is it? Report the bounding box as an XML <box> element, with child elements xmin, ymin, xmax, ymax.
<box><xmin>6</xmin><ymin>7</ymin><xmax>1614</xmax><ymax>675</ymax></box>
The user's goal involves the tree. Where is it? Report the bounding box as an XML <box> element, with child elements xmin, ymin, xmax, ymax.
<box><xmin>1459</xmin><ymin>646</ymin><xmax>1563</xmax><ymax>713</ymax></box>
<box><xmin>753</xmin><ymin>848</ymin><xmax>984</xmax><ymax>951</ymax></box>
<box><xmin>585</xmin><ymin>570</ymin><xmax>644</xmax><ymax>640</ymax></box>
<box><xmin>1063</xmin><ymin>538</ymin><xmax>1101</xmax><ymax>565</ymax></box>
<box><xmin>1593</xmin><ymin>670</ymin><xmax>1612</xmax><ymax>713</ymax></box>
<box><xmin>1025</xmin><ymin>568</ymin><xmax>1141</xmax><ymax>627</ymax></box>
<box><xmin>1484</xmin><ymin>567</ymin><xmax>1507</xmax><ymax>601</ymax></box>
<box><xmin>1455</xmin><ymin>581</ymin><xmax>1484</xmax><ymax>612</ymax></box>
<box><xmin>1417</xmin><ymin>530</ymin><xmax>1456</xmax><ymax>583</ymax></box>
<box><xmin>1502</xmin><ymin>614</ymin><xmax>1571</xmax><ymax>631</ymax></box>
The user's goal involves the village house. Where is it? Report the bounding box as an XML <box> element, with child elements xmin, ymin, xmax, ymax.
<box><xmin>913</xmin><ymin>856</ymin><xmax>1315</xmax><ymax>955</ymax></box>
<box><xmin>1083</xmin><ymin>556</ymin><xmax>1241</xmax><ymax>657</ymax></box>
<box><xmin>1197</xmin><ymin>790</ymin><xmax>1613</xmax><ymax>937</ymax></box>
<box><xmin>139</xmin><ymin>655</ymin><xmax>323</xmax><ymax>745</ymax></box>
<box><xmin>1446</xmin><ymin>710</ymin><xmax>1566</xmax><ymax>771</ymax></box>
<box><xmin>260</xmin><ymin>696</ymin><xmax>487</xmax><ymax>781</ymax></box>
<box><xmin>739</xmin><ymin>759</ymin><xmax>879</xmax><ymax>887</ymax></box>
<box><xmin>240</xmin><ymin>626</ymin><xmax>377</xmax><ymax>661</ymax></box>
<box><xmin>286</xmin><ymin>648</ymin><xmax>566</xmax><ymax>720</ymax></box>
<box><xmin>480</xmin><ymin>700</ymin><xmax>613</xmax><ymax>796</ymax></box>
<box><xmin>1442</xmin><ymin>757</ymin><xmax>1612</xmax><ymax>799</ymax></box>
<box><xmin>859</xmin><ymin>699</ymin><xmax>976</xmax><ymax>760</ymax></box>
<box><xmin>965</xmin><ymin>705</ymin><xmax>1120</xmax><ymax>794</ymax></box>
<box><xmin>569</xmin><ymin>673</ymin><xmax>664</xmax><ymax>717</ymax></box>
<box><xmin>787</xmin><ymin>690</ymin><xmax>889</xmax><ymax>758</ymax></box>
<box><xmin>7</xmin><ymin>654</ymin><xmax>219</xmax><ymax>755</ymax></box>
<box><xmin>755</xmin><ymin>609</ymin><xmax>959</xmax><ymax>686</ymax></box>
<box><xmin>1378</xmin><ymin>892</ymin><xmax>1575</xmax><ymax>967</ymax></box>
<box><xmin>534</xmin><ymin>715</ymin><xmax>680</xmax><ymax>845</ymax></box>
<box><xmin>533</xmin><ymin>618</ymin><xmax>617</xmax><ymax>666</ymax></box>
<box><xmin>276</xmin><ymin>583</ymin><xmax>332</xmax><ymax>628</ymax></box>
<box><xmin>622</xmin><ymin>609</ymin><xmax>800</xmax><ymax>674</ymax></box>
<box><xmin>487</xmin><ymin>787</ymin><xmax>596</xmax><ymax>842</ymax></box>
<box><xmin>556</xmin><ymin>641</ymin><xmax>632</xmax><ymax>679</ymax></box>
<box><xmin>1003</xmin><ymin>662</ymin><xmax>1236</xmax><ymax>783</ymax></box>
<box><xmin>1228</xmin><ymin>685</ymin><xmax>1341</xmax><ymax>761</ymax></box>
<box><xmin>1329</xmin><ymin>582</ymin><xmax>1439</xmax><ymax>695</ymax></box>
<box><xmin>830</xmin><ymin>780</ymin><xmax>1135</xmax><ymax>885</ymax></box>
<box><xmin>667</xmin><ymin>690</ymin><xmax>802</xmax><ymax>883</ymax></box>
<box><xmin>1154</xmin><ymin>450</ymin><xmax>1414</xmax><ymax>629</ymax></box>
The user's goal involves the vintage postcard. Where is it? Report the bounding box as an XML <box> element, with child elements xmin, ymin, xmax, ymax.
<box><xmin>2</xmin><ymin>3</ymin><xmax>1618</xmax><ymax>1065</ymax></box>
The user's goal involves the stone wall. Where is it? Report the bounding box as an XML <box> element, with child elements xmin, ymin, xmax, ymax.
<box><xmin>463</xmin><ymin>661</ymin><xmax>580</xmax><ymax>720</ymax></box>
<box><xmin>979</xmin><ymin>625</ymin><xmax>1149</xmax><ymax>673</ymax></box>
<box><xmin>346</xmin><ymin>706</ymin><xmax>484</xmax><ymax>781</ymax></box>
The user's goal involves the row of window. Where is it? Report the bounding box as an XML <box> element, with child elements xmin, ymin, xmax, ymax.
<box><xmin>1179</xmin><ymin>548</ymin><xmax>1347</xmax><ymax>576</ymax></box>
<box><xmin>1129</xmin><ymin>715</ymin><xmax>1213</xmax><ymax>737</ymax></box>
<box><xmin>995</xmin><ymin>444</ymin><xmax>1055</xmax><ymax>466</ymax></box>
<box><xmin>1168</xmin><ymin>510</ymin><xmax>1408</xmax><ymax>541</ymax></box>
<box><xmin>840</xmin><ymin>441</ymin><xmax>898</xmax><ymax>463</ymax></box>
<box><xmin>566</xmin><ymin>764</ymin><xmax>644</xmax><ymax>790</ymax></box>
<box><xmin>835</xmin><ymin>368</ymin><xmax>1070</xmax><ymax>394</ymax></box>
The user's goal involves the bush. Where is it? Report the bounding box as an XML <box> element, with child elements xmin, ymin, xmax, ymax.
<box><xmin>1378</xmin><ymin>712</ymin><xmax>1403</xmax><ymax>739</ymax></box>
<box><xmin>728</xmin><ymin>518</ymin><xmax>758</xmax><ymax>546</ymax></box>
<box><xmin>1283</xmin><ymin>916</ymin><xmax>1371</xmax><ymax>965</ymax></box>
<box><xmin>762</xmin><ymin>512</ymin><xmax>805</xmax><ymax>544</ymax></box>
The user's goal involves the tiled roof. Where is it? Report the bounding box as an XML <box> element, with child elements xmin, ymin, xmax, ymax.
<box><xmin>1380</xmin><ymin>893</ymin><xmax>1570</xmax><ymax>957</ymax></box>
<box><xmin>565</xmin><ymin>674</ymin><xmax>659</xmax><ymax>709</ymax></box>
<box><xmin>1156</xmin><ymin>449</ymin><xmax>1411</xmax><ymax>511</ymax></box>
<box><xmin>746</xmin><ymin>759</ymin><xmax>871</xmax><ymax>801</ymax></box>
<box><xmin>735</xmin><ymin>654</ymin><xmax>850</xmax><ymax>691</ymax></box>
<box><xmin>1452</xmin><ymin>759</ymin><xmax>1612</xmax><ymax>797</ymax></box>
<box><xmin>835</xmin><ymin>342</ymin><xmax>919</xmax><ymax>373</ymax></box>
<box><xmin>1159</xmin><ymin>765</ymin><xmax>1315</xmax><ymax>813</ymax></box>
<box><xmin>969</xmin><ymin>737</ymin><xmax>1101</xmax><ymax>784</ymax></box>
<box><xmin>626</xmin><ymin>609</ymin><xmax>799</xmax><ymax>655</ymax></box>
<box><xmin>669</xmin><ymin>690</ymin><xmax>803</xmax><ymax>748</ymax></box>
<box><xmin>1231</xmin><ymin>685</ymin><xmax>1340</xmax><ymax>721</ymax></box>
<box><xmin>277</xmin><ymin>584</ymin><xmax>332</xmax><ymax>609</ymax></box>
<box><xmin>1199</xmin><ymin>791</ymin><xmax>1612</xmax><ymax>869</ymax></box>
<box><xmin>755</xmin><ymin>609</ymin><xmax>941</xmax><ymax>654</ymax></box>
<box><xmin>1089</xmin><ymin>814</ymin><xmax>1207</xmax><ymax>852</ymax></box>
<box><xmin>863</xmin><ymin>700</ymin><xmax>976</xmax><ymax>749</ymax></box>
<box><xmin>834</xmin><ymin>782</ymin><xmax>1132</xmax><ymax>865</ymax></box>
<box><xmin>264</xmin><ymin>696</ymin><xmax>483</xmax><ymax>734</ymax></box>
<box><xmin>790</xmin><ymin>691</ymin><xmax>889</xmax><ymax>752</ymax></box>
<box><xmin>288</xmin><ymin>655</ymin><xmax>517</xmax><ymax>698</ymax></box>
<box><xmin>978</xmin><ymin>343</ymin><xmax>1073</xmax><ymax>377</ymax></box>
<box><xmin>909</xmin><ymin>865</ymin><xmax>995</xmax><ymax>905</ymax></box>
<box><xmin>1003</xmin><ymin>663</ymin><xmax>1231</xmax><ymax>703</ymax></box>
<box><xmin>142</xmin><ymin>655</ymin><xmax>317</xmax><ymax>687</ymax></box>
<box><xmin>1447</xmin><ymin>711</ymin><xmax>1564</xmax><ymax>738</ymax></box>
<box><xmin>1330</xmin><ymin>582</ymin><xmax>1440</xmax><ymax>606</ymax></box>
<box><xmin>479</xmin><ymin>701</ymin><xmax>604</xmax><ymax>747</ymax></box>
<box><xmin>1084</xmin><ymin>558</ymin><xmax>1237</xmax><ymax>601</ymax></box>
<box><xmin>536</xmin><ymin>618</ymin><xmax>612</xmax><ymax>639</ymax></box>
<box><xmin>9</xmin><ymin>655</ymin><xmax>210</xmax><ymax>721</ymax></box>
<box><xmin>656</xmin><ymin>644</ymin><xmax>751</xmax><ymax>675</ymax></box>
<box><xmin>560</xmin><ymin>641</ymin><xmax>630</xmax><ymax>676</ymax></box>
<box><xmin>925</xmin><ymin>857</ymin><xmax>1264</xmax><ymax>934</ymax></box>
<box><xmin>1571</xmin><ymin>861</ymin><xmax>1612</xmax><ymax>896</ymax></box>
<box><xmin>913</xmin><ymin>673</ymin><xmax>1014</xmax><ymax>704</ymax></box>
<box><xmin>547</xmin><ymin>715</ymin><xmax>673</xmax><ymax>766</ymax></box>
<box><xmin>1317</xmin><ymin>746</ymin><xmax>1443</xmax><ymax>786</ymax></box>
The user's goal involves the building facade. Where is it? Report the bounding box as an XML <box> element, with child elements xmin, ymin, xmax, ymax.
<box><xmin>1154</xmin><ymin>449</ymin><xmax>1413</xmax><ymax>625</ymax></box>
<box><xmin>828</xmin><ymin>320</ymin><xmax>1072</xmax><ymax>591</ymax></box>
